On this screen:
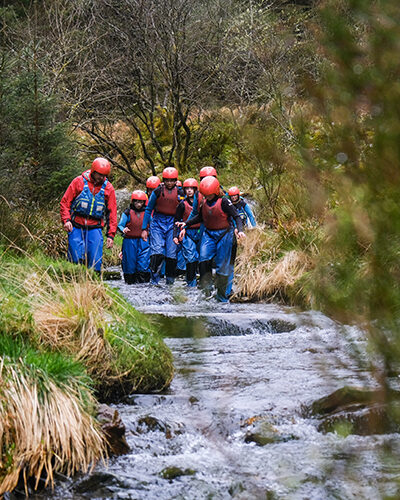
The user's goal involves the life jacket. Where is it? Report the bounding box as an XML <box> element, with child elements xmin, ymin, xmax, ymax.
<box><xmin>202</xmin><ymin>198</ymin><xmax>230</xmax><ymax>230</ymax></box>
<box><xmin>155</xmin><ymin>185</ymin><xmax>179</xmax><ymax>216</ymax></box>
<box><xmin>183</xmin><ymin>199</ymin><xmax>200</xmax><ymax>229</ymax></box>
<box><xmin>234</xmin><ymin>199</ymin><xmax>248</xmax><ymax>227</ymax></box>
<box><xmin>71</xmin><ymin>176</ymin><xmax>108</xmax><ymax>221</ymax></box>
<box><xmin>123</xmin><ymin>208</ymin><xmax>145</xmax><ymax>238</ymax></box>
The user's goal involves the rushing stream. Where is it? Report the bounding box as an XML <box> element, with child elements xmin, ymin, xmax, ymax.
<box><xmin>26</xmin><ymin>275</ymin><xmax>400</xmax><ymax>499</ymax></box>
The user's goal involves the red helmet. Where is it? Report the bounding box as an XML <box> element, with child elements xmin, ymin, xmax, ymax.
<box><xmin>228</xmin><ymin>186</ymin><xmax>240</xmax><ymax>196</ymax></box>
<box><xmin>199</xmin><ymin>166</ymin><xmax>217</xmax><ymax>179</ymax></box>
<box><xmin>162</xmin><ymin>167</ymin><xmax>178</xmax><ymax>180</ymax></box>
<box><xmin>176</xmin><ymin>180</ymin><xmax>182</xmax><ymax>187</ymax></box>
<box><xmin>200</xmin><ymin>176</ymin><xmax>220</xmax><ymax>196</ymax></box>
<box><xmin>146</xmin><ymin>176</ymin><xmax>161</xmax><ymax>189</ymax></box>
<box><xmin>183</xmin><ymin>178</ymin><xmax>198</xmax><ymax>189</ymax></box>
<box><xmin>91</xmin><ymin>157</ymin><xmax>111</xmax><ymax>176</ymax></box>
<box><xmin>131</xmin><ymin>190</ymin><xmax>148</xmax><ymax>201</ymax></box>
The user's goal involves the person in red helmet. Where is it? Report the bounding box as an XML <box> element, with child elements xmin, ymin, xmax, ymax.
<box><xmin>173</xmin><ymin>178</ymin><xmax>201</xmax><ymax>287</ymax></box>
<box><xmin>60</xmin><ymin>157</ymin><xmax>117</xmax><ymax>272</ymax></box>
<box><xmin>118</xmin><ymin>190</ymin><xmax>150</xmax><ymax>284</ymax></box>
<box><xmin>141</xmin><ymin>167</ymin><xmax>180</xmax><ymax>284</ymax></box>
<box><xmin>228</xmin><ymin>186</ymin><xmax>256</xmax><ymax>228</ymax></box>
<box><xmin>179</xmin><ymin>176</ymin><xmax>245</xmax><ymax>302</ymax></box>
<box><xmin>146</xmin><ymin>176</ymin><xmax>161</xmax><ymax>198</ymax></box>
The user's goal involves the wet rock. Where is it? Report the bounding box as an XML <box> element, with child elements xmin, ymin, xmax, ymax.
<box><xmin>160</xmin><ymin>466</ymin><xmax>196</xmax><ymax>480</ymax></box>
<box><xmin>102</xmin><ymin>270</ymin><xmax>122</xmax><ymax>280</ymax></box>
<box><xmin>306</xmin><ymin>386</ymin><xmax>378</xmax><ymax>416</ymax></box>
<box><xmin>74</xmin><ymin>472</ymin><xmax>127</xmax><ymax>495</ymax></box>
<box><xmin>244</xmin><ymin>421</ymin><xmax>298</xmax><ymax>446</ymax></box>
<box><xmin>133</xmin><ymin>415</ymin><xmax>181</xmax><ymax>439</ymax></box>
<box><xmin>97</xmin><ymin>404</ymin><xmax>130</xmax><ymax>455</ymax></box>
<box><xmin>305</xmin><ymin>386</ymin><xmax>400</xmax><ymax>436</ymax></box>
<box><xmin>317</xmin><ymin>403</ymin><xmax>400</xmax><ymax>435</ymax></box>
<box><xmin>251</xmin><ymin>319</ymin><xmax>296</xmax><ymax>334</ymax></box>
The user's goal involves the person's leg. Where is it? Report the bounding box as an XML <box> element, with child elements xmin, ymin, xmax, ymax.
<box><xmin>199</xmin><ymin>230</ymin><xmax>216</xmax><ymax>295</ymax></box>
<box><xmin>225</xmin><ymin>236</ymin><xmax>237</xmax><ymax>297</ymax></box>
<box><xmin>67</xmin><ymin>226</ymin><xmax>85</xmax><ymax>265</ymax></box>
<box><xmin>149</xmin><ymin>216</ymin><xmax>166</xmax><ymax>284</ymax></box>
<box><xmin>214</xmin><ymin>229</ymin><xmax>234</xmax><ymax>302</ymax></box>
<box><xmin>86</xmin><ymin>228</ymin><xmax>104</xmax><ymax>272</ymax></box>
<box><xmin>164</xmin><ymin>218</ymin><xmax>178</xmax><ymax>285</ymax></box>
<box><xmin>137</xmin><ymin>239</ymin><xmax>151</xmax><ymax>283</ymax></box>
<box><xmin>182</xmin><ymin>229</ymin><xmax>199</xmax><ymax>287</ymax></box>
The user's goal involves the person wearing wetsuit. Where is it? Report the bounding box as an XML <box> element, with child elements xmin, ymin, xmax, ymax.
<box><xmin>118</xmin><ymin>190</ymin><xmax>150</xmax><ymax>284</ymax></box>
<box><xmin>228</xmin><ymin>186</ymin><xmax>257</xmax><ymax>228</ymax></box>
<box><xmin>141</xmin><ymin>167</ymin><xmax>180</xmax><ymax>284</ymax></box>
<box><xmin>60</xmin><ymin>157</ymin><xmax>117</xmax><ymax>272</ymax></box>
<box><xmin>173</xmin><ymin>178</ymin><xmax>201</xmax><ymax>287</ymax></box>
<box><xmin>180</xmin><ymin>176</ymin><xmax>245</xmax><ymax>302</ymax></box>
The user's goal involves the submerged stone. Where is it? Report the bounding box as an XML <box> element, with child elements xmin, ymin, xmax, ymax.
<box><xmin>244</xmin><ymin>421</ymin><xmax>298</xmax><ymax>446</ymax></box>
<box><xmin>160</xmin><ymin>466</ymin><xmax>196</xmax><ymax>480</ymax></box>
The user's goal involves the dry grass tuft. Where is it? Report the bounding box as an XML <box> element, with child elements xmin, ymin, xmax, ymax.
<box><xmin>28</xmin><ymin>273</ymin><xmax>116</xmax><ymax>380</ymax></box>
<box><xmin>233</xmin><ymin>226</ymin><xmax>313</xmax><ymax>301</ymax></box>
<box><xmin>0</xmin><ymin>361</ymin><xmax>105</xmax><ymax>496</ymax></box>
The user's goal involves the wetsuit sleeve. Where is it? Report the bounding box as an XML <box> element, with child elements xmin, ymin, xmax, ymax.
<box><xmin>105</xmin><ymin>186</ymin><xmax>118</xmax><ymax>239</ymax></box>
<box><xmin>173</xmin><ymin>202</ymin><xmax>186</xmax><ymax>238</ymax></box>
<box><xmin>60</xmin><ymin>177</ymin><xmax>82</xmax><ymax>224</ymax></box>
<box><xmin>244</xmin><ymin>203</ymin><xmax>256</xmax><ymax>227</ymax></box>
<box><xmin>117</xmin><ymin>210</ymin><xmax>130</xmax><ymax>234</ymax></box>
<box><xmin>221</xmin><ymin>197</ymin><xmax>244</xmax><ymax>232</ymax></box>
<box><xmin>142</xmin><ymin>189</ymin><xmax>159</xmax><ymax>229</ymax></box>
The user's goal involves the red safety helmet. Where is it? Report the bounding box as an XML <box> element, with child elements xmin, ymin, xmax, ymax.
<box><xmin>146</xmin><ymin>176</ymin><xmax>161</xmax><ymax>189</ymax></box>
<box><xmin>131</xmin><ymin>190</ymin><xmax>148</xmax><ymax>201</ymax></box>
<box><xmin>200</xmin><ymin>176</ymin><xmax>220</xmax><ymax>196</ymax></box>
<box><xmin>183</xmin><ymin>178</ymin><xmax>198</xmax><ymax>189</ymax></box>
<box><xmin>228</xmin><ymin>186</ymin><xmax>240</xmax><ymax>196</ymax></box>
<box><xmin>91</xmin><ymin>157</ymin><xmax>111</xmax><ymax>176</ymax></box>
<box><xmin>176</xmin><ymin>180</ymin><xmax>182</xmax><ymax>187</ymax></box>
<box><xmin>162</xmin><ymin>167</ymin><xmax>178</xmax><ymax>180</ymax></box>
<box><xmin>199</xmin><ymin>166</ymin><xmax>217</xmax><ymax>179</ymax></box>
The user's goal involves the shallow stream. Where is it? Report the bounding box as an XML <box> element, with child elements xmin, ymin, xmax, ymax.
<box><xmin>28</xmin><ymin>276</ymin><xmax>400</xmax><ymax>499</ymax></box>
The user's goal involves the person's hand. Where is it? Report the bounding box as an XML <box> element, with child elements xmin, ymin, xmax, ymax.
<box><xmin>118</xmin><ymin>251</ymin><xmax>122</xmax><ymax>260</ymax></box>
<box><xmin>106</xmin><ymin>237</ymin><xmax>114</xmax><ymax>249</ymax></box>
<box><xmin>235</xmin><ymin>229</ymin><xmax>246</xmax><ymax>241</ymax></box>
<box><xmin>141</xmin><ymin>230</ymin><xmax>148</xmax><ymax>241</ymax></box>
<box><xmin>173</xmin><ymin>237</ymin><xmax>179</xmax><ymax>245</ymax></box>
<box><xmin>179</xmin><ymin>228</ymin><xmax>186</xmax><ymax>240</ymax></box>
<box><xmin>63</xmin><ymin>221</ymin><xmax>73</xmax><ymax>233</ymax></box>
<box><xmin>123</xmin><ymin>227</ymin><xmax>129</xmax><ymax>234</ymax></box>
<box><xmin>175</xmin><ymin>221</ymin><xmax>185</xmax><ymax>228</ymax></box>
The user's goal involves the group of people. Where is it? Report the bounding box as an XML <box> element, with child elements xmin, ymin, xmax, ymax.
<box><xmin>60</xmin><ymin>158</ymin><xmax>256</xmax><ymax>302</ymax></box>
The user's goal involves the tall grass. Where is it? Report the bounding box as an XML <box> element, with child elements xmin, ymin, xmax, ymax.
<box><xmin>234</xmin><ymin>223</ymin><xmax>319</xmax><ymax>303</ymax></box>
<box><xmin>0</xmin><ymin>253</ymin><xmax>174</xmax><ymax>399</ymax></box>
<box><xmin>0</xmin><ymin>336</ymin><xmax>105</xmax><ymax>495</ymax></box>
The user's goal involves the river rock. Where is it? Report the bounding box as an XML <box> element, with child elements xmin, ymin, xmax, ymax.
<box><xmin>305</xmin><ymin>386</ymin><xmax>400</xmax><ymax>435</ymax></box>
<box><xmin>244</xmin><ymin>421</ymin><xmax>298</xmax><ymax>446</ymax></box>
<box><xmin>160</xmin><ymin>466</ymin><xmax>196</xmax><ymax>480</ymax></box>
<box><xmin>97</xmin><ymin>404</ymin><xmax>130</xmax><ymax>455</ymax></box>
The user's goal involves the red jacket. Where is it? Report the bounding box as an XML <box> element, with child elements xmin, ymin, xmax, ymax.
<box><xmin>60</xmin><ymin>170</ymin><xmax>117</xmax><ymax>238</ymax></box>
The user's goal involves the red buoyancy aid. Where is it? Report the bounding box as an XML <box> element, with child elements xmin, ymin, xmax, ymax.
<box><xmin>201</xmin><ymin>198</ymin><xmax>230</xmax><ymax>230</ymax></box>
<box><xmin>155</xmin><ymin>186</ymin><xmax>179</xmax><ymax>216</ymax></box>
<box><xmin>183</xmin><ymin>200</ymin><xmax>201</xmax><ymax>229</ymax></box>
<box><xmin>124</xmin><ymin>209</ymin><xmax>145</xmax><ymax>238</ymax></box>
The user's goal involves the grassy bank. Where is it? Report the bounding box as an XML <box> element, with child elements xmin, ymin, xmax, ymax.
<box><xmin>0</xmin><ymin>252</ymin><xmax>174</xmax><ymax>494</ymax></box>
